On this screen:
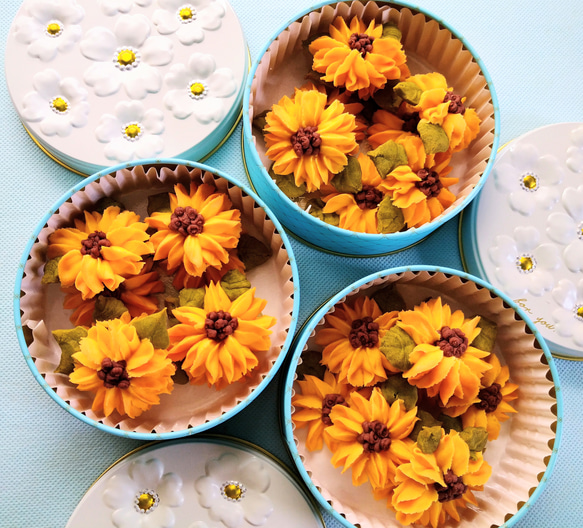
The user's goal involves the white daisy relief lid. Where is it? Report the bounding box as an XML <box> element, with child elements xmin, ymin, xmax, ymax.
<box><xmin>66</xmin><ymin>436</ymin><xmax>325</xmax><ymax>528</ymax></box>
<box><xmin>5</xmin><ymin>0</ymin><xmax>247</xmax><ymax>175</ymax></box>
<box><xmin>461</xmin><ymin>122</ymin><xmax>583</xmax><ymax>359</ymax></box>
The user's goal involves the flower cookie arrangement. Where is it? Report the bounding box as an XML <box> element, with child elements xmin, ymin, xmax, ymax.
<box><xmin>41</xmin><ymin>166</ymin><xmax>281</xmax><ymax>423</ymax></box>
<box><xmin>254</xmin><ymin>12</ymin><xmax>483</xmax><ymax>235</ymax></box>
<box><xmin>292</xmin><ymin>285</ymin><xmax>519</xmax><ymax>527</ymax></box>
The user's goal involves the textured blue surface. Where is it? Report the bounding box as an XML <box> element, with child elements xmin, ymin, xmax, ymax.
<box><xmin>1</xmin><ymin>1</ymin><xmax>582</xmax><ymax>527</ymax></box>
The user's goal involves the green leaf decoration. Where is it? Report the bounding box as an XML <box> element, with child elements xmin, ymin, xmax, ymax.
<box><xmin>269</xmin><ymin>164</ymin><xmax>306</xmax><ymax>199</ymax></box>
<box><xmin>331</xmin><ymin>156</ymin><xmax>363</xmax><ymax>194</ymax></box>
<box><xmin>438</xmin><ymin>413</ymin><xmax>463</xmax><ymax>433</ymax></box>
<box><xmin>147</xmin><ymin>192</ymin><xmax>172</xmax><ymax>216</ymax></box>
<box><xmin>179</xmin><ymin>288</ymin><xmax>205</xmax><ymax>308</ymax></box>
<box><xmin>307</xmin><ymin>199</ymin><xmax>340</xmax><ymax>227</ymax></box>
<box><xmin>237</xmin><ymin>233</ymin><xmax>272</xmax><ymax>272</ymax></box>
<box><xmin>393</xmin><ymin>81</ymin><xmax>423</xmax><ymax>105</ymax></box>
<box><xmin>367</xmin><ymin>140</ymin><xmax>408</xmax><ymax>178</ymax></box>
<box><xmin>41</xmin><ymin>256</ymin><xmax>61</xmax><ymax>284</ymax></box>
<box><xmin>171</xmin><ymin>361</ymin><xmax>190</xmax><ymax>385</ymax></box>
<box><xmin>460</xmin><ymin>426</ymin><xmax>489</xmax><ymax>453</ymax></box>
<box><xmin>417</xmin><ymin>426</ymin><xmax>443</xmax><ymax>454</ymax></box>
<box><xmin>382</xmin><ymin>22</ymin><xmax>402</xmax><ymax>41</ymax></box>
<box><xmin>252</xmin><ymin>110</ymin><xmax>268</xmax><ymax>134</ymax></box>
<box><xmin>380</xmin><ymin>325</ymin><xmax>415</xmax><ymax>371</ymax></box>
<box><xmin>296</xmin><ymin>350</ymin><xmax>327</xmax><ymax>381</ymax></box>
<box><xmin>377</xmin><ymin>196</ymin><xmax>405</xmax><ymax>234</ymax></box>
<box><xmin>379</xmin><ymin>374</ymin><xmax>418</xmax><ymax>411</ymax></box>
<box><xmin>372</xmin><ymin>283</ymin><xmax>406</xmax><ymax>313</ymax></box>
<box><xmin>417</xmin><ymin>121</ymin><xmax>450</xmax><ymax>154</ymax></box>
<box><xmin>131</xmin><ymin>308</ymin><xmax>169</xmax><ymax>350</ymax></box>
<box><xmin>93</xmin><ymin>296</ymin><xmax>128</xmax><ymax>322</ymax></box>
<box><xmin>220</xmin><ymin>270</ymin><xmax>252</xmax><ymax>301</ymax></box>
<box><xmin>373</xmin><ymin>84</ymin><xmax>402</xmax><ymax>111</ymax></box>
<box><xmin>52</xmin><ymin>327</ymin><xmax>88</xmax><ymax>376</ymax></box>
<box><xmin>93</xmin><ymin>197</ymin><xmax>125</xmax><ymax>214</ymax></box>
<box><xmin>472</xmin><ymin>317</ymin><xmax>498</xmax><ymax>352</ymax></box>
<box><xmin>409</xmin><ymin>410</ymin><xmax>441</xmax><ymax>442</ymax></box>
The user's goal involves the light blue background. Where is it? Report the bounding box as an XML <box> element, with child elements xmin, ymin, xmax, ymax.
<box><xmin>1</xmin><ymin>0</ymin><xmax>582</xmax><ymax>526</ymax></box>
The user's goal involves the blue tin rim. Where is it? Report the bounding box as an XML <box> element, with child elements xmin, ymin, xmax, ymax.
<box><xmin>280</xmin><ymin>264</ymin><xmax>563</xmax><ymax>528</ymax></box>
<box><xmin>242</xmin><ymin>0</ymin><xmax>501</xmax><ymax>245</ymax></box>
<box><xmin>14</xmin><ymin>157</ymin><xmax>301</xmax><ymax>441</ymax></box>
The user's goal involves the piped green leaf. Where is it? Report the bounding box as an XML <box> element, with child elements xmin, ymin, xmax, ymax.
<box><xmin>438</xmin><ymin>413</ymin><xmax>463</xmax><ymax>433</ymax></box>
<box><xmin>472</xmin><ymin>317</ymin><xmax>498</xmax><ymax>352</ymax></box>
<box><xmin>220</xmin><ymin>270</ymin><xmax>252</xmax><ymax>301</ymax></box>
<box><xmin>296</xmin><ymin>350</ymin><xmax>327</xmax><ymax>381</ymax></box>
<box><xmin>147</xmin><ymin>192</ymin><xmax>172</xmax><ymax>215</ymax></box>
<box><xmin>379</xmin><ymin>374</ymin><xmax>418</xmax><ymax>411</ymax></box>
<box><xmin>93</xmin><ymin>197</ymin><xmax>125</xmax><ymax>214</ymax></box>
<box><xmin>367</xmin><ymin>140</ymin><xmax>408</xmax><ymax>178</ymax></box>
<box><xmin>52</xmin><ymin>327</ymin><xmax>88</xmax><ymax>375</ymax></box>
<box><xmin>93</xmin><ymin>296</ymin><xmax>128</xmax><ymax>322</ymax></box>
<box><xmin>252</xmin><ymin>110</ymin><xmax>268</xmax><ymax>134</ymax></box>
<box><xmin>409</xmin><ymin>410</ymin><xmax>441</xmax><ymax>442</ymax></box>
<box><xmin>460</xmin><ymin>426</ymin><xmax>489</xmax><ymax>453</ymax></box>
<box><xmin>382</xmin><ymin>22</ymin><xmax>402</xmax><ymax>41</ymax></box>
<box><xmin>372</xmin><ymin>283</ymin><xmax>406</xmax><ymax>313</ymax></box>
<box><xmin>307</xmin><ymin>199</ymin><xmax>340</xmax><ymax>227</ymax></box>
<box><xmin>179</xmin><ymin>288</ymin><xmax>205</xmax><ymax>308</ymax></box>
<box><xmin>372</xmin><ymin>80</ymin><xmax>401</xmax><ymax>111</ymax></box>
<box><xmin>237</xmin><ymin>234</ymin><xmax>272</xmax><ymax>272</ymax></box>
<box><xmin>377</xmin><ymin>196</ymin><xmax>405</xmax><ymax>234</ymax></box>
<box><xmin>417</xmin><ymin>121</ymin><xmax>450</xmax><ymax>154</ymax></box>
<box><xmin>380</xmin><ymin>325</ymin><xmax>415</xmax><ymax>371</ymax></box>
<box><xmin>41</xmin><ymin>256</ymin><xmax>61</xmax><ymax>284</ymax></box>
<box><xmin>331</xmin><ymin>156</ymin><xmax>363</xmax><ymax>194</ymax></box>
<box><xmin>131</xmin><ymin>308</ymin><xmax>169</xmax><ymax>350</ymax></box>
<box><xmin>394</xmin><ymin>81</ymin><xmax>423</xmax><ymax>105</ymax></box>
<box><xmin>270</xmin><ymin>165</ymin><xmax>306</xmax><ymax>199</ymax></box>
<box><xmin>417</xmin><ymin>426</ymin><xmax>443</xmax><ymax>454</ymax></box>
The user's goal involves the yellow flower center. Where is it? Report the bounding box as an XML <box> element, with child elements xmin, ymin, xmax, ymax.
<box><xmin>576</xmin><ymin>306</ymin><xmax>583</xmax><ymax>319</ymax></box>
<box><xmin>521</xmin><ymin>173</ymin><xmax>538</xmax><ymax>190</ymax></box>
<box><xmin>224</xmin><ymin>483</ymin><xmax>243</xmax><ymax>500</ymax></box>
<box><xmin>47</xmin><ymin>22</ymin><xmax>61</xmax><ymax>35</ymax></box>
<box><xmin>124</xmin><ymin>124</ymin><xmax>141</xmax><ymax>139</ymax></box>
<box><xmin>518</xmin><ymin>255</ymin><xmax>534</xmax><ymax>272</ymax></box>
<box><xmin>179</xmin><ymin>6</ymin><xmax>193</xmax><ymax>20</ymax></box>
<box><xmin>117</xmin><ymin>49</ymin><xmax>136</xmax><ymax>66</ymax></box>
<box><xmin>190</xmin><ymin>82</ymin><xmax>206</xmax><ymax>96</ymax></box>
<box><xmin>135</xmin><ymin>490</ymin><xmax>159</xmax><ymax>513</ymax></box>
<box><xmin>51</xmin><ymin>97</ymin><xmax>68</xmax><ymax>113</ymax></box>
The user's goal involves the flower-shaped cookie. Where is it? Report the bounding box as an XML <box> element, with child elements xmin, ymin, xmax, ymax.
<box><xmin>21</xmin><ymin>69</ymin><xmax>89</xmax><ymax>137</ymax></box>
<box><xmin>81</xmin><ymin>14</ymin><xmax>173</xmax><ymax>99</ymax></box>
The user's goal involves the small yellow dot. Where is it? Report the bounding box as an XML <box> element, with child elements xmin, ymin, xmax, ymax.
<box><xmin>52</xmin><ymin>97</ymin><xmax>68</xmax><ymax>113</ymax></box>
<box><xmin>224</xmin><ymin>483</ymin><xmax>243</xmax><ymax>500</ymax></box>
<box><xmin>47</xmin><ymin>22</ymin><xmax>61</xmax><ymax>35</ymax></box>
<box><xmin>518</xmin><ymin>256</ymin><xmax>534</xmax><ymax>271</ymax></box>
<box><xmin>179</xmin><ymin>7</ymin><xmax>193</xmax><ymax>20</ymax></box>
<box><xmin>117</xmin><ymin>49</ymin><xmax>136</xmax><ymax>66</ymax></box>
<box><xmin>577</xmin><ymin>306</ymin><xmax>583</xmax><ymax>318</ymax></box>
<box><xmin>137</xmin><ymin>492</ymin><xmax>155</xmax><ymax>511</ymax></box>
<box><xmin>522</xmin><ymin>174</ymin><xmax>538</xmax><ymax>190</ymax></box>
<box><xmin>124</xmin><ymin>124</ymin><xmax>141</xmax><ymax>138</ymax></box>
<box><xmin>190</xmin><ymin>82</ymin><xmax>205</xmax><ymax>96</ymax></box>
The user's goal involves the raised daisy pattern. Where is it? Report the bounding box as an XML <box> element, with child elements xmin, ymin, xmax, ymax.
<box><xmin>195</xmin><ymin>452</ymin><xmax>273</xmax><ymax>528</ymax></box>
<box><xmin>551</xmin><ymin>278</ymin><xmax>583</xmax><ymax>346</ymax></box>
<box><xmin>99</xmin><ymin>0</ymin><xmax>154</xmax><ymax>17</ymax></box>
<box><xmin>164</xmin><ymin>52</ymin><xmax>236</xmax><ymax>123</ymax></box>
<box><xmin>103</xmin><ymin>457</ymin><xmax>184</xmax><ymax>528</ymax></box>
<box><xmin>80</xmin><ymin>13</ymin><xmax>173</xmax><ymax>99</ymax></box>
<box><xmin>21</xmin><ymin>69</ymin><xmax>89</xmax><ymax>137</ymax></box>
<box><xmin>493</xmin><ymin>141</ymin><xmax>563</xmax><ymax>216</ymax></box>
<box><xmin>566</xmin><ymin>125</ymin><xmax>583</xmax><ymax>173</ymax></box>
<box><xmin>12</xmin><ymin>0</ymin><xmax>84</xmax><ymax>62</ymax></box>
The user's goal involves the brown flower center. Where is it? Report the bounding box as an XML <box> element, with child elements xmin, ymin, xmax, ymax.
<box><xmin>349</xmin><ymin>316</ymin><xmax>380</xmax><ymax>349</ymax></box>
<box><xmin>354</xmin><ymin>185</ymin><xmax>383</xmax><ymax>209</ymax></box>
<box><xmin>475</xmin><ymin>382</ymin><xmax>503</xmax><ymax>413</ymax></box>
<box><xmin>169</xmin><ymin>206</ymin><xmax>205</xmax><ymax>236</ymax></box>
<box><xmin>415</xmin><ymin>169</ymin><xmax>443</xmax><ymax>198</ymax></box>
<box><xmin>348</xmin><ymin>32</ymin><xmax>374</xmax><ymax>56</ymax></box>
<box><xmin>80</xmin><ymin>231</ymin><xmax>112</xmax><ymax>259</ymax></box>
<box><xmin>97</xmin><ymin>358</ymin><xmax>130</xmax><ymax>389</ymax></box>
<box><xmin>357</xmin><ymin>420</ymin><xmax>391</xmax><ymax>452</ymax></box>
<box><xmin>401</xmin><ymin>112</ymin><xmax>421</xmax><ymax>134</ymax></box>
<box><xmin>443</xmin><ymin>92</ymin><xmax>466</xmax><ymax>114</ymax></box>
<box><xmin>434</xmin><ymin>469</ymin><xmax>467</xmax><ymax>502</ymax></box>
<box><xmin>321</xmin><ymin>393</ymin><xmax>347</xmax><ymax>425</ymax></box>
<box><xmin>205</xmin><ymin>310</ymin><xmax>238</xmax><ymax>341</ymax></box>
<box><xmin>291</xmin><ymin>126</ymin><xmax>322</xmax><ymax>156</ymax></box>
<box><xmin>436</xmin><ymin>326</ymin><xmax>468</xmax><ymax>358</ymax></box>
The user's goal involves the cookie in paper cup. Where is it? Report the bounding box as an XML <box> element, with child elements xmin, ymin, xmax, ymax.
<box><xmin>15</xmin><ymin>160</ymin><xmax>298</xmax><ymax>439</ymax></box>
<box><xmin>281</xmin><ymin>266</ymin><xmax>561</xmax><ymax>528</ymax></box>
<box><xmin>243</xmin><ymin>0</ymin><xmax>498</xmax><ymax>255</ymax></box>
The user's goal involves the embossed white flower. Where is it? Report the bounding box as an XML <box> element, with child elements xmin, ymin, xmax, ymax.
<box><xmin>99</xmin><ymin>0</ymin><xmax>154</xmax><ymax>17</ymax></box>
<box><xmin>551</xmin><ymin>278</ymin><xmax>583</xmax><ymax>345</ymax></box>
<box><xmin>566</xmin><ymin>125</ymin><xmax>583</xmax><ymax>173</ymax></box>
<box><xmin>493</xmin><ymin>141</ymin><xmax>563</xmax><ymax>216</ymax></box>
<box><xmin>12</xmin><ymin>0</ymin><xmax>84</xmax><ymax>62</ymax></box>
<box><xmin>547</xmin><ymin>184</ymin><xmax>583</xmax><ymax>273</ymax></box>
<box><xmin>164</xmin><ymin>53</ymin><xmax>236</xmax><ymax>123</ymax></box>
<box><xmin>152</xmin><ymin>0</ymin><xmax>225</xmax><ymax>45</ymax></box>
<box><xmin>195</xmin><ymin>452</ymin><xmax>273</xmax><ymax>528</ymax></box>
<box><xmin>489</xmin><ymin>225</ymin><xmax>560</xmax><ymax>297</ymax></box>
<box><xmin>96</xmin><ymin>100</ymin><xmax>165</xmax><ymax>162</ymax></box>
<box><xmin>21</xmin><ymin>69</ymin><xmax>89</xmax><ymax>137</ymax></box>
<box><xmin>80</xmin><ymin>14</ymin><xmax>173</xmax><ymax>99</ymax></box>
<box><xmin>103</xmin><ymin>457</ymin><xmax>184</xmax><ymax>528</ymax></box>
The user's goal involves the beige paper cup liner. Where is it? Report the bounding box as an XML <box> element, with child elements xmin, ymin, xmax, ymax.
<box><xmin>19</xmin><ymin>163</ymin><xmax>295</xmax><ymax>435</ymax></box>
<box><xmin>290</xmin><ymin>270</ymin><xmax>558</xmax><ymax>528</ymax></box>
<box><xmin>248</xmin><ymin>0</ymin><xmax>496</xmax><ymax>224</ymax></box>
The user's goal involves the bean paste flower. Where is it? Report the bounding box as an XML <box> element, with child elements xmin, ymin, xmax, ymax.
<box><xmin>263</xmin><ymin>88</ymin><xmax>358</xmax><ymax>192</ymax></box>
<box><xmin>68</xmin><ymin>312</ymin><xmax>175</xmax><ymax>419</ymax></box>
<box><xmin>145</xmin><ymin>182</ymin><xmax>241</xmax><ymax>278</ymax></box>
<box><xmin>167</xmin><ymin>282</ymin><xmax>276</xmax><ymax>389</ymax></box>
<box><xmin>47</xmin><ymin>206</ymin><xmax>154</xmax><ymax>300</ymax></box>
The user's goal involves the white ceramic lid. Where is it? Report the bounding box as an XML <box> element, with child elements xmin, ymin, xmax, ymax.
<box><xmin>461</xmin><ymin>122</ymin><xmax>583</xmax><ymax>359</ymax></box>
<box><xmin>5</xmin><ymin>0</ymin><xmax>247</xmax><ymax>175</ymax></box>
